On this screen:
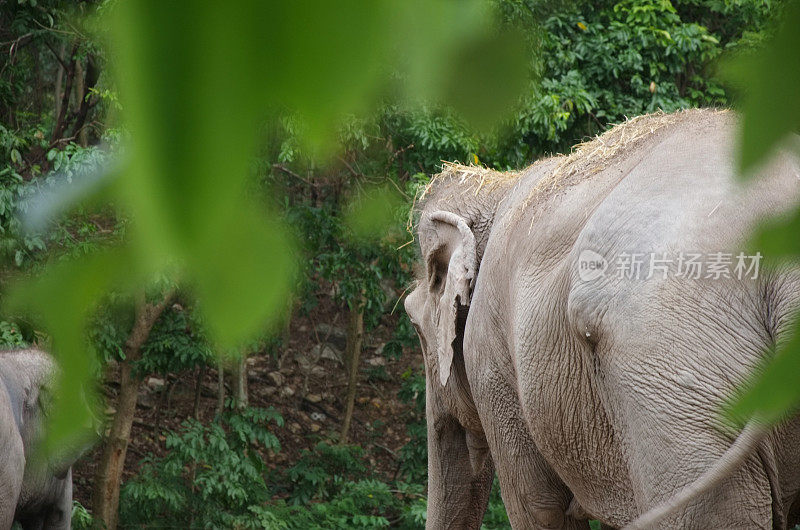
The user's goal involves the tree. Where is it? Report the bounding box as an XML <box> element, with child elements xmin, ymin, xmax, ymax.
<box><xmin>91</xmin><ymin>289</ymin><xmax>173</xmax><ymax>530</ymax></box>
<box><xmin>340</xmin><ymin>292</ymin><xmax>365</xmax><ymax>443</ymax></box>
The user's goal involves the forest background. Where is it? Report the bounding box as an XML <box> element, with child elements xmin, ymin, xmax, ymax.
<box><xmin>1</xmin><ymin>0</ymin><xmax>798</xmax><ymax>528</ymax></box>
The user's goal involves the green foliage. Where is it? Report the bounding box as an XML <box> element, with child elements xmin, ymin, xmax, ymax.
<box><xmin>285</xmin><ymin>443</ymin><xmax>368</xmax><ymax>505</ymax></box>
<box><xmin>398</xmin><ymin>368</ymin><xmax>428</xmax><ymax>483</ymax></box>
<box><xmin>267</xmin><ymin>0</ymin><xmax>770</xmax><ymax>175</ymax></box>
<box><xmin>88</xmin><ymin>302</ymin><xmax>129</xmax><ymax>365</ymax></box>
<box><xmin>253</xmin><ymin>480</ymin><xmax>405</xmax><ymax>529</ymax></box>
<box><xmin>89</xmin><ymin>295</ymin><xmax>213</xmax><ymax>378</ymax></box>
<box><xmin>261</xmin><ymin>442</ymin><xmax>427</xmax><ymax>529</ymax></box>
<box><xmin>382</xmin><ymin>314</ymin><xmax>420</xmax><ymax>360</ymax></box>
<box><xmin>136</xmin><ymin>305</ymin><xmax>214</xmax><ymax>375</ymax></box>
<box><xmin>381</xmin><ymin>107</ymin><xmax>481</xmax><ymax>174</ymax></box>
<box><xmin>71</xmin><ymin>501</ymin><xmax>94</xmax><ymax>530</ymax></box>
<box><xmin>0</xmin><ymin>130</ymin><xmax>114</xmax><ymax>269</ymax></box>
<box><xmin>288</xmin><ymin>199</ymin><xmax>412</xmax><ymax>329</ymax></box>
<box><xmin>344</xmin><ymin>185</ymin><xmax>405</xmax><ymax>241</ymax></box>
<box><xmin>0</xmin><ymin>126</ymin><xmax>45</xmax><ymax>267</ymax></box>
<box><xmin>121</xmin><ymin>421</ymin><xmax>431</xmax><ymax>529</ymax></box>
<box><xmin>726</xmin><ymin>0</ymin><xmax>800</xmax><ymax>173</ymax></box>
<box><xmin>488</xmin><ymin>0</ymin><xmax>735</xmax><ymax>166</ymax></box>
<box><xmin>0</xmin><ymin>320</ymin><xmax>27</xmax><ymax>348</ymax></box>
<box><xmin>482</xmin><ymin>480</ymin><xmax>511</xmax><ymax>529</ymax></box>
<box><xmin>120</xmin><ymin>406</ymin><xmax>283</xmax><ymax>528</ymax></box>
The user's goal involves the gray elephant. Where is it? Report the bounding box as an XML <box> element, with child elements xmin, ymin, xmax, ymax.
<box><xmin>0</xmin><ymin>348</ymin><xmax>73</xmax><ymax>530</ymax></box>
<box><xmin>404</xmin><ymin>109</ymin><xmax>800</xmax><ymax>529</ymax></box>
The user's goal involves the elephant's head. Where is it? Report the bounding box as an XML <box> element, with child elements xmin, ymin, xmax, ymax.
<box><xmin>404</xmin><ymin>169</ymin><xmax>511</xmax><ymax>529</ymax></box>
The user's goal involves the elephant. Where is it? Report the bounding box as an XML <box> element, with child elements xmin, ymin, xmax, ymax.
<box><xmin>404</xmin><ymin>108</ymin><xmax>800</xmax><ymax>529</ymax></box>
<box><xmin>0</xmin><ymin>348</ymin><xmax>73</xmax><ymax>530</ymax></box>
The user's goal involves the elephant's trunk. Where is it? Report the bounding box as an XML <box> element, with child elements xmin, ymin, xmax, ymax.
<box><xmin>425</xmin><ymin>386</ymin><xmax>494</xmax><ymax>529</ymax></box>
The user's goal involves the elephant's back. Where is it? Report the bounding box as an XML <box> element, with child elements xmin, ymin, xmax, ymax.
<box><xmin>498</xmin><ymin>108</ymin><xmax>735</xmax><ymax>227</ymax></box>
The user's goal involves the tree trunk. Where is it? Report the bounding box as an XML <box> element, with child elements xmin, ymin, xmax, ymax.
<box><xmin>74</xmin><ymin>59</ymin><xmax>88</xmax><ymax>146</ymax></box>
<box><xmin>339</xmin><ymin>294</ymin><xmax>365</xmax><ymax>444</ymax></box>
<box><xmin>71</xmin><ymin>53</ymin><xmax>99</xmax><ymax>145</ymax></box>
<box><xmin>51</xmin><ymin>42</ymin><xmax>77</xmax><ymax>143</ymax></box>
<box><xmin>232</xmin><ymin>355</ymin><xmax>248</xmax><ymax>410</ymax></box>
<box><xmin>151</xmin><ymin>376</ymin><xmax>174</xmax><ymax>435</ymax></box>
<box><xmin>192</xmin><ymin>365</ymin><xmax>205</xmax><ymax>420</ymax></box>
<box><xmin>216</xmin><ymin>361</ymin><xmax>225</xmax><ymax>417</ymax></box>
<box><xmin>34</xmin><ymin>43</ymin><xmax>42</xmax><ymax>116</ymax></box>
<box><xmin>280</xmin><ymin>297</ymin><xmax>292</xmax><ymax>349</ymax></box>
<box><xmin>91</xmin><ymin>291</ymin><xmax>172</xmax><ymax>530</ymax></box>
<box><xmin>54</xmin><ymin>42</ymin><xmax>66</xmax><ymax>123</ymax></box>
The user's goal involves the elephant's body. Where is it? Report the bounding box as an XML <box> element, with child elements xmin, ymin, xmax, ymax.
<box><xmin>0</xmin><ymin>349</ymin><xmax>72</xmax><ymax>530</ymax></box>
<box><xmin>406</xmin><ymin>109</ymin><xmax>800</xmax><ymax>528</ymax></box>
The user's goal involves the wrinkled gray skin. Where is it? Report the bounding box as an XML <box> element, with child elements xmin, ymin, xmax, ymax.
<box><xmin>0</xmin><ymin>349</ymin><xmax>72</xmax><ymax>530</ymax></box>
<box><xmin>405</xmin><ymin>109</ymin><xmax>800</xmax><ymax>529</ymax></box>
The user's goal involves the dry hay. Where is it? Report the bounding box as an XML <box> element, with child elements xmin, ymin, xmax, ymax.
<box><xmin>409</xmin><ymin>108</ymin><xmax>728</xmax><ymax>234</ymax></box>
<box><xmin>530</xmin><ymin>109</ymin><xmax>689</xmax><ymax>197</ymax></box>
<box><xmin>516</xmin><ymin>108</ymin><xmax>730</xmax><ymax>225</ymax></box>
<box><xmin>407</xmin><ymin>161</ymin><xmax>521</xmax><ymax>235</ymax></box>
<box><xmin>419</xmin><ymin>160</ymin><xmax>522</xmax><ymax>201</ymax></box>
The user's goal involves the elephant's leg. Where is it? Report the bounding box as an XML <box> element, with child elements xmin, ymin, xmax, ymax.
<box><xmin>603</xmin><ymin>352</ymin><xmax>774</xmax><ymax>528</ymax></box>
<box><xmin>474</xmin><ymin>364</ymin><xmax>589</xmax><ymax>530</ymax></box>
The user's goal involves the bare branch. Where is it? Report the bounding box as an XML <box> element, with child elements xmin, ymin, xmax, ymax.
<box><xmin>43</xmin><ymin>40</ymin><xmax>69</xmax><ymax>71</ymax></box>
<box><xmin>272</xmin><ymin>163</ymin><xmax>313</xmax><ymax>186</ymax></box>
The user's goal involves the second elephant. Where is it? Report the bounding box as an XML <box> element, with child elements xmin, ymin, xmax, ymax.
<box><xmin>0</xmin><ymin>348</ymin><xmax>73</xmax><ymax>530</ymax></box>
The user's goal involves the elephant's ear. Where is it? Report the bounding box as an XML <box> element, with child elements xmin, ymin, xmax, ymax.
<box><xmin>424</xmin><ymin>211</ymin><xmax>477</xmax><ymax>387</ymax></box>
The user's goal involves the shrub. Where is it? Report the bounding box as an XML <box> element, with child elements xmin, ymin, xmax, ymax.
<box><xmin>119</xmin><ymin>407</ymin><xmax>282</xmax><ymax>528</ymax></box>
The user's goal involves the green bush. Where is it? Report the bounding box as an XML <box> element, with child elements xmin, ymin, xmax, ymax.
<box><xmin>120</xmin><ymin>407</ymin><xmax>282</xmax><ymax>528</ymax></box>
<box><xmin>121</xmin><ymin>423</ymin><xmax>431</xmax><ymax>529</ymax></box>
<box><xmin>71</xmin><ymin>501</ymin><xmax>94</xmax><ymax>530</ymax></box>
<box><xmin>0</xmin><ymin>321</ymin><xmax>27</xmax><ymax>348</ymax></box>
<box><xmin>285</xmin><ymin>443</ymin><xmax>368</xmax><ymax>505</ymax></box>
<box><xmin>263</xmin><ymin>442</ymin><xmax>428</xmax><ymax>529</ymax></box>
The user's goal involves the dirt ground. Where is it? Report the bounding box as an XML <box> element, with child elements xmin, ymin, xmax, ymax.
<box><xmin>71</xmin><ymin>296</ymin><xmax>424</xmax><ymax>506</ymax></box>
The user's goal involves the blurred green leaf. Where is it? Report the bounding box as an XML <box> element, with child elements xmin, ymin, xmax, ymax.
<box><xmin>191</xmin><ymin>207</ymin><xmax>296</xmax><ymax>347</ymax></box>
<box><xmin>725</xmin><ymin>0</ymin><xmax>800</xmax><ymax>174</ymax></box>
<box><xmin>442</xmin><ymin>28</ymin><xmax>529</xmax><ymax>130</ymax></box>
<box><xmin>4</xmin><ymin>0</ymin><xmax>528</xmax><ymax>448</ymax></box>
<box><xmin>344</xmin><ymin>185</ymin><xmax>404</xmax><ymax>240</ymax></box>
<box><xmin>727</xmin><ymin>321</ymin><xmax>800</xmax><ymax>424</ymax></box>
<box><xmin>725</xmin><ymin>0</ymin><xmax>800</xmax><ymax>425</ymax></box>
<box><xmin>752</xmin><ymin>208</ymin><xmax>800</xmax><ymax>258</ymax></box>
